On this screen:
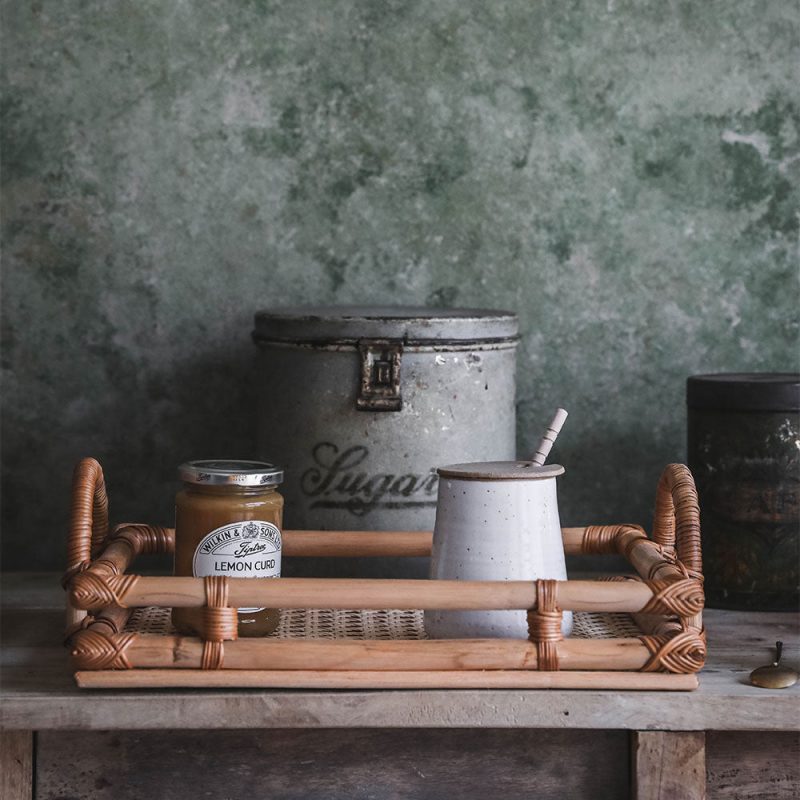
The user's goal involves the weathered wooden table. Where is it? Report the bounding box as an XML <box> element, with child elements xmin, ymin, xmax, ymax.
<box><xmin>2</xmin><ymin>574</ymin><xmax>798</xmax><ymax>799</ymax></box>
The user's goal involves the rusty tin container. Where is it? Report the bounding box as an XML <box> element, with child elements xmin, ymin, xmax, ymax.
<box><xmin>253</xmin><ymin>306</ymin><xmax>518</xmax><ymax>577</ymax></box>
<box><xmin>687</xmin><ymin>373</ymin><xmax>800</xmax><ymax>610</ymax></box>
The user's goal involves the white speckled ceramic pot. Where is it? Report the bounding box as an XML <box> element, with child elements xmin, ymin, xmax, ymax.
<box><xmin>425</xmin><ymin>461</ymin><xmax>573</xmax><ymax>639</ymax></box>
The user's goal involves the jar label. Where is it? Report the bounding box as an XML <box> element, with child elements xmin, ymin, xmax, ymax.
<box><xmin>192</xmin><ymin>520</ymin><xmax>282</xmax><ymax>613</ymax></box>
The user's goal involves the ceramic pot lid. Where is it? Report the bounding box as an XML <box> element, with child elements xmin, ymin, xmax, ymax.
<box><xmin>436</xmin><ymin>461</ymin><xmax>565</xmax><ymax>480</ymax></box>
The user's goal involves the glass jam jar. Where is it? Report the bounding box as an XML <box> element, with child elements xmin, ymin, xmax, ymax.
<box><xmin>172</xmin><ymin>460</ymin><xmax>284</xmax><ymax>638</ymax></box>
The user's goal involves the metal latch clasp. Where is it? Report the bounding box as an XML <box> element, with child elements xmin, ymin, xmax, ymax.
<box><xmin>357</xmin><ymin>339</ymin><xmax>403</xmax><ymax>411</ymax></box>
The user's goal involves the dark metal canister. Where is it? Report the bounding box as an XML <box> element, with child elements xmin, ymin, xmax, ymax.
<box><xmin>687</xmin><ymin>373</ymin><xmax>800</xmax><ymax>610</ymax></box>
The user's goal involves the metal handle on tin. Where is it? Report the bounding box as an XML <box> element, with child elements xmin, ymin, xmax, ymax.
<box><xmin>356</xmin><ymin>339</ymin><xmax>404</xmax><ymax>412</ymax></box>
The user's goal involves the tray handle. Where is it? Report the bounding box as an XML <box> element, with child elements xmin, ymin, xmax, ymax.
<box><xmin>652</xmin><ymin>463</ymin><xmax>702</xmax><ymax>578</ymax></box>
<box><xmin>66</xmin><ymin>457</ymin><xmax>109</xmax><ymax>576</ymax></box>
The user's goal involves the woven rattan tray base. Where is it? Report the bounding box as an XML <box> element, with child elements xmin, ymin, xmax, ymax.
<box><xmin>126</xmin><ymin>607</ymin><xmax>643</xmax><ymax>641</ymax></box>
<box><xmin>67</xmin><ymin>460</ymin><xmax>704</xmax><ymax>691</ymax></box>
<box><xmin>73</xmin><ymin>607</ymin><xmax>700</xmax><ymax>691</ymax></box>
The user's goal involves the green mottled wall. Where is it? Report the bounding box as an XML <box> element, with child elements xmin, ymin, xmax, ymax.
<box><xmin>2</xmin><ymin>1</ymin><xmax>798</xmax><ymax>569</ymax></box>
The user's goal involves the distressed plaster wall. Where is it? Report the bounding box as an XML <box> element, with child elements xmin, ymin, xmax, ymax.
<box><xmin>2</xmin><ymin>1</ymin><xmax>798</xmax><ymax>569</ymax></box>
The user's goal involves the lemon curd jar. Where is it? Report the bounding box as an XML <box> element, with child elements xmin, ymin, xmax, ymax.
<box><xmin>172</xmin><ymin>460</ymin><xmax>284</xmax><ymax>637</ymax></box>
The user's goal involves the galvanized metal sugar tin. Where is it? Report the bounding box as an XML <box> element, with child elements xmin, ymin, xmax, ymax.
<box><xmin>687</xmin><ymin>373</ymin><xmax>800</xmax><ymax>611</ymax></box>
<box><xmin>253</xmin><ymin>306</ymin><xmax>519</xmax><ymax>577</ymax></box>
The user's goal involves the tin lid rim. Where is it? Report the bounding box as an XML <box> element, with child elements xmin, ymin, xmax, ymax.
<box><xmin>253</xmin><ymin>305</ymin><xmax>519</xmax><ymax>344</ymax></box>
<box><xmin>179</xmin><ymin>460</ymin><xmax>284</xmax><ymax>487</ymax></box>
<box><xmin>687</xmin><ymin>373</ymin><xmax>800</xmax><ymax>412</ymax></box>
<box><xmin>437</xmin><ymin>462</ymin><xmax>565</xmax><ymax>480</ymax></box>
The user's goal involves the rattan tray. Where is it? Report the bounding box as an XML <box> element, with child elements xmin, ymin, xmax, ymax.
<box><xmin>63</xmin><ymin>460</ymin><xmax>705</xmax><ymax>690</ymax></box>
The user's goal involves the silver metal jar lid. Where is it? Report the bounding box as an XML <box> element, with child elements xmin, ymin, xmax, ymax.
<box><xmin>253</xmin><ymin>305</ymin><xmax>519</xmax><ymax>345</ymax></box>
<box><xmin>178</xmin><ymin>460</ymin><xmax>284</xmax><ymax>487</ymax></box>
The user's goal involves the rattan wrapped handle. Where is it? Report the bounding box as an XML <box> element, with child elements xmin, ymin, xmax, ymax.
<box><xmin>66</xmin><ymin>457</ymin><xmax>109</xmax><ymax>576</ymax></box>
<box><xmin>652</xmin><ymin>463</ymin><xmax>702</xmax><ymax>577</ymax></box>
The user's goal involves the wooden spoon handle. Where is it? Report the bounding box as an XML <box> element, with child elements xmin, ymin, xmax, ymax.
<box><xmin>530</xmin><ymin>408</ymin><xmax>568</xmax><ymax>465</ymax></box>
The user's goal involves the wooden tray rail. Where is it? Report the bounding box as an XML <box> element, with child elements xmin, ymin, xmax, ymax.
<box><xmin>63</xmin><ymin>459</ymin><xmax>705</xmax><ymax>690</ymax></box>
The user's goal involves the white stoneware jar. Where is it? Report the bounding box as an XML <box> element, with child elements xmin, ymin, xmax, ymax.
<box><xmin>425</xmin><ymin>461</ymin><xmax>573</xmax><ymax>639</ymax></box>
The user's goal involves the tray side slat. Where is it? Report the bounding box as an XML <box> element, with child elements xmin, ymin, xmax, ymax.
<box><xmin>74</xmin><ymin>669</ymin><xmax>699</xmax><ymax>691</ymax></box>
<box><xmin>93</xmin><ymin>634</ymin><xmax>655</xmax><ymax>672</ymax></box>
<box><xmin>70</xmin><ymin>575</ymin><xmax>656</xmax><ymax>613</ymax></box>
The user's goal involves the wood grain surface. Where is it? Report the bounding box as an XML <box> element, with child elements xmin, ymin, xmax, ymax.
<box><xmin>0</xmin><ymin>730</ymin><xmax>33</xmax><ymax>800</ymax></box>
<box><xmin>633</xmin><ymin>731</ymin><xmax>706</xmax><ymax>800</ymax></box>
<box><xmin>28</xmin><ymin>728</ymin><xmax>800</xmax><ymax>800</ymax></box>
<box><xmin>35</xmin><ymin>729</ymin><xmax>630</xmax><ymax>800</ymax></box>
<box><xmin>706</xmin><ymin>731</ymin><xmax>800</xmax><ymax>800</ymax></box>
